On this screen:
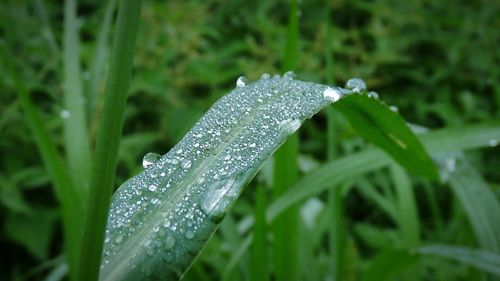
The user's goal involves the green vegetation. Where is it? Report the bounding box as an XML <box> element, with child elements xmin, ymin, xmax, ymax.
<box><xmin>1</xmin><ymin>0</ymin><xmax>499</xmax><ymax>281</ymax></box>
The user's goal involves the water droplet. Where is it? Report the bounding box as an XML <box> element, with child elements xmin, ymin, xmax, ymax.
<box><xmin>160</xmin><ymin>172</ymin><xmax>166</xmax><ymax>177</ymax></box>
<box><xmin>489</xmin><ymin>139</ymin><xmax>498</xmax><ymax>147</ymax></box>
<box><xmin>143</xmin><ymin>152</ymin><xmax>161</xmax><ymax>168</ymax></box>
<box><xmin>260</xmin><ymin>73</ymin><xmax>271</xmax><ymax>80</ymax></box>
<box><xmin>279</xmin><ymin>119</ymin><xmax>302</xmax><ymax>135</ymax></box>
<box><xmin>283</xmin><ymin>71</ymin><xmax>297</xmax><ymax>79</ymax></box>
<box><xmin>367</xmin><ymin>91</ymin><xmax>379</xmax><ymax>99</ymax></box>
<box><xmin>323</xmin><ymin>87</ymin><xmax>342</xmax><ymax>102</ymax></box>
<box><xmin>345</xmin><ymin>78</ymin><xmax>367</xmax><ymax>93</ymax></box>
<box><xmin>389</xmin><ymin>105</ymin><xmax>399</xmax><ymax>113</ymax></box>
<box><xmin>115</xmin><ymin>235</ymin><xmax>123</xmax><ymax>243</ymax></box>
<box><xmin>60</xmin><ymin>110</ymin><xmax>71</xmax><ymax>119</ymax></box>
<box><xmin>181</xmin><ymin>159</ymin><xmax>192</xmax><ymax>169</ymax></box>
<box><xmin>236</xmin><ymin>76</ymin><xmax>249</xmax><ymax>87</ymax></box>
<box><xmin>446</xmin><ymin>158</ymin><xmax>456</xmax><ymax>173</ymax></box>
<box><xmin>148</xmin><ymin>184</ymin><xmax>158</xmax><ymax>192</ymax></box>
<box><xmin>165</xmin><ymin>236</ymin><xmax>175</xmax><ymax>249</ymax></box>
<box><xmin>185</xmin><ymin>230</ymin><xmax>194</xmax><ymax>240</ymax></box>
<box><xmin>249</xmin><ymin>143</ymin><xmax>256</xmax><ymax>148</ymax></box>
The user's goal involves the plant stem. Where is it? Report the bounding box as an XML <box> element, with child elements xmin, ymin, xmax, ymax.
<box><xmin>63</xmin><ymin>0</ymin><xmax>92</xmax><ymax>197</ymax></box>
<box><xmin>273</xmin><ymin>1</ymin><xmax>300</xmax><ymax>281</ymax></box>
<box><xmin>325</xmin><ymin>1</ymin><xmax>347</xmax><ymax>280</ymax></box>
<box><xmin>77</xmin><ymin>1</ymin><xmax>143</xmax><ymax>280</ymax></box>
<box><xmin>88</xmin><ymin>0</ymin><xmax>118</xmax><ymax>129</ymax></box>
<box><xmin>250</xmin><ymin>185</ymin><xmax>269</xmax><ymax>281</ymax></box>
<box><xmin>3</xmin><ymin>13</ymin><xmax>83</xmax><ymax>280</ymax></box>
<box><xmin>13</xmin><ymin>69</ymin><xmax>83</xmax><ymax>281</ymax></box>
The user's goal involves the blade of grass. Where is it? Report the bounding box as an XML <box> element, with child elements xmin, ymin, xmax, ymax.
<box><xmin>267</xmin><ymin>123</ymin><xmax>500</xmax><ymax>226</ymax></box>
<box><xmin>88</xmin><ymin>0</ymin><xmax>118</xmax><ymax>125</ymax></box>
<box><xmin>3</xmin><ymin>27</ymin><xmax>83</xmax><ymax>281</ymax></box>
<box><xmin>325</xmin><ymin>1</ymin><xmax>346</xmax><ymax>279</ymax></box>
<box><xmin>77</xmin><ymin>1</ymin><xmax>143</xmax><ymax>280</ymax></box>
<box><xmin>448</xmin><ymin>156</ymin><xmax>500</xmax><ymax>252</ymax></box>
<box><xmin>250</xmin><ymin>185</ymin><xmax>269</xmax><ymax>281</ymax></box>
<box><xmin>390</xmin><ymin>163</ymin><xmax>420</xmax><ymax>248</ymax></box>
<box><xmin>417</xmin><ymin>244</ymin><xmax>500</xmax><ymax>276</ymax></box>
<box><xmin>63</xmin><ymin>0</ymin><xmax>92</xmax><ymax>196</ymax></box>
<box><xmin>100</xmin><ymin>77</ymin><xmax>346</xmax><ymax>280</ymax></box>
<box><xmin>334</xmin><ymin>94</ymin><xmax>439</xmax><ymax>180</ymax></box>
<box><xmin>230</xmin><ymin>124</ymin><xmax>500</xmax><ymax>273</ymax></box>
<box><xmin>273</xmin><ymin>1</ymin><xmax>300</xmax><ymax>281</ymax></box>
<box><xmin>390</xmin><ymin>163</ymin><xmax>420</xmax><ymax>281</ymax></box>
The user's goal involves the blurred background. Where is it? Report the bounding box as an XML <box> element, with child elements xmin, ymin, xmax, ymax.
<box><xmin>1</xmin><ymin>0</ymin><xmax>499</xmax><ymax>280</ymax></box>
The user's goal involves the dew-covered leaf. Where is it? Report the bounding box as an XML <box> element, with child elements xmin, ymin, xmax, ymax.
<box><xmin>100</xmin><ymin>75</ymin><xmax>346</xmax><ymax>280</ymax></box>
<box><xmin>334</xmin><ymin>93</ymin><xmax>439</xmax><ymax>180</ymax></box>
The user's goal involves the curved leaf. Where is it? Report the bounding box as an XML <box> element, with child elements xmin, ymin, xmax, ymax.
<box><xmin>100</xmin><ymin>75</ymin><xmax>345</xmax><ymax>280</ymax></box>
<box><xmin>334</xmin><ymin>94</ymin><xmax>439</xmax><ymax>180</ymax></box>
<box><xmin>417</xmin><ymin>244</ymin><xmax>500</xmax><ymax>276</ymax></box>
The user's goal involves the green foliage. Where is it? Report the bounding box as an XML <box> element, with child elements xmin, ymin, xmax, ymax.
<box><xmin>0</xmin><ymin>0</ymin><xmax>499</xmax><ymax>280</ymax></box>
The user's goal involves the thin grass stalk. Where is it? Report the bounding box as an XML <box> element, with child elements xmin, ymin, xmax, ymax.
<box><xmin>12</xmin><ymin>69</ymin><xmax>83</xmax><ymax>281</ymax></box>
<box><xmin>272</xmin><ymin>0</ymin><xmax>300</xmax><ymax>280</ymax></box>
<box><xmin>63</xmin><ymin>0</ymin><xmax>92</xmax><ymax>196</ymax></box>
<box><xmin>77</xmin><ymin>1</ymin><xmax>143</xmax><ymax>280</ymax></box>
<box><xmin>250</xmin><ymin>185</ymin><xmax>269</xmax><ymax>281</ymax></box>
<box><xmin>390</xmin><ymin>163</ymin><xmax>420</xmax><ymax>281</ymax></box>
<box><xmin>325</xmin><ymin>1</ymin><xmax>346</xmax><ymax>279</ymax></box>
<box><xmin>88</xmin><ymin>0</ymin><xmax>118</xmax><ymax>127</ymax></box>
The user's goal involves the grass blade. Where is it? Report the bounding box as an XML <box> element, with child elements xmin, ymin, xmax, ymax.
<box><xmin>77</xmin><ymin>1</ymin><xmax>143</xmax><ymax>280</ymax></box>
<box><xmin>334</xmin><ymin>94</ymin><xmax>439</xmax><ymax>180</ymax></box>
<box><xmin>250</xmin><ymin>186</ymin><xmax>269</xmax><ymax>281</ymax></box>
<box><xmin>447</xmin><ymin>156</ymin><xmax>500</xmax><ymax>252</ymax></box>
<box><xmin>63</xmin><ymin>0</ymin><xmax>92</xmax><ymax>194</ymax></box>
<box><xmin>228</xmin><ymin>124</ymin><xmax>500</xmax><ymax>275</ymax></box>
<box><xmin>267</xmin><ymin>123</ymin><xmax>500</xmax><ymax>225</ymax></box>
<box><xmin>3</xmin><ymin>32</ymin><xmax>83</xmax><ymax>279</ymax></box>
<box><xmin>417</xmin><ymin>244</ymin><xmax>500</xmax><ymax>276</ymax></box>
<box><xmin>273</xmin><ymin>1</ymin><xmax>301</xmax><ymax>280</ymax></box>
<box><xmin>390</xmin><ymin>163</ymin><xmax>420</xmax><ymax>248</ymax></box>
<box><xmin>88</xmin><ymin>0</ymin><xmax>118</xmax><ymax>123</ymax></box>
<box><xmin>100</xmin><ymin>76</ymin><xmax>347</xmax><ymax>280</ymax></box>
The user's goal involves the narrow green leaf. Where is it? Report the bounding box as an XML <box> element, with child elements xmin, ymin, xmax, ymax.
<box><xmin>100</xmin><ymin>76</ymin><xmax>347</xmax><ymax>280</ymax></box>
<box><xmin>334</xmin><ymin>94</ymin><xmax>439</xmax><ymax>180</ymax></box>
<box><xmin>78</xmin><ymin>0</ymin><xmax>143</xmax><ymax>280</ymax></box>
<box><xmin>250</xmin><ymin>186</ymin><xmax>269</xmax><ymax>281</ymax></box>
<box><xmin>390</xmin><ymin>163</ymin><xmax>420</xmax><ymax>248</ymax></box>
<box><xmin>447</xmin><ymin>156</ymin><xmax>500</xmax><ymax>252</ymax></box>
<box><xmin>273</xmin><ymin>0</ymin><xmax>301</xmax><ymax>279</ymax></box>
<box><xmin>267</xmin><ymin>123</ymin><xmax>500</xmax><ymax>226</ymax></box>
<box><xmin>231</xmin><ymin>124</ymin><xmax>500</xmax><ymax>270</ymax></box>
<box><xmin>88</xmin><ymin>0</ymin><xmax>117</xmax><ymax>121</ymax></box>
<box><xmin>417</xmin><ymin>244</ymin><xmax>500</xmax><ymax>276</ymax></box>
<box><xmin>9</xmin><ymin>59</ymin><xmax>83</xmax><ymax>281</ymax></box>
<box><xmin>63</xmin><ymin>0</ymin><xmax>92</xmax><ymax>194</ymax></box>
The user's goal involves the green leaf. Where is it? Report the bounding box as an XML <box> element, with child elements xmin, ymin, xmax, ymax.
<box><xmin>446</xmin><ymin>156</ymin><xmax>500</xmax><ymax>252</ymax></box>
<box><xmin>334</xmin><ymin>94</ymin><xmax>439</xmax><ymax>180</ymax></box>
<box><xmin>417</xmin><ymin>244</ymin><xmax>500</xmax><ymax>276</ymax></box>
<box><xmin>100</xmin><ymin>76</ymin><xmax>347</xmax><ymax>280</ymax></box>
<box><xmin>267</xmin><ymin>123</ymin><xmax>500</xmax><ymax>224</ymax></box>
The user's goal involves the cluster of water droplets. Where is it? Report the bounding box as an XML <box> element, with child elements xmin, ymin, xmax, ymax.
<box><xmin>100</xmin><ymin>72</ymin><xmax>358</xmax><ymax>280</ymax></box>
